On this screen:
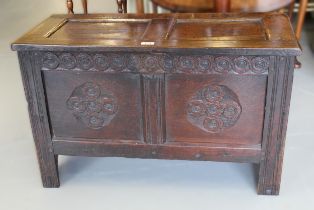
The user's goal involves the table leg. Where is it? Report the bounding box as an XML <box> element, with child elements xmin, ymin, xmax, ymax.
<box><xmin>136</xmin><ymin>0</ymin><xmax>144</xmax><ymax>13</ymax></box>
<box><xmin>295</xmin><ymin>0</ymin><xmax>308</xmax><ymax>40</ymax></box>
<box><xmin>214</xmin><ymin>0</ymin><xmax>230</xmax><ymax>12</ymax></box>
<box><xmin>82</xmin><ymin>0</ymin><xmax>88</xmax><ymax>14</ymax></box>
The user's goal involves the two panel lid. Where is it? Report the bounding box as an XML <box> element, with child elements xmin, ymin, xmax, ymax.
<box><xmin>12</xmin><ymin>13</ymin><xmax>301</xmax><ymax>56</ymax></box>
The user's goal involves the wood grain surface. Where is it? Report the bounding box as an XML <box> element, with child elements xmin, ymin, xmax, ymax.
<box><xmin>13</xmin><ymin>13</ymin><xmax>301</xmax><ymax>194</ymax></box>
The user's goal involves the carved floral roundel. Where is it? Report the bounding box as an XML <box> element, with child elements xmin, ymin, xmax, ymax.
<box><xmin>187</xmin><ymin>85</ymin><xmax>242</xmax><ymax>133</ymax></box>
<box><xmin>66</xmin><ymin>82</ymin><xmax>118</xmax><ymax>129</ymax></box>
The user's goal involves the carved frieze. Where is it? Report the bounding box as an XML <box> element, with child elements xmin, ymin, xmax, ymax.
<box><xmin>187</xmin><ymin>85</ymin><xmax>242</xmax><ymax>133</ymax></box>
<box><xmin>66</xmin><ymin>82</ymin><xmax>118</xmax><ymax>129</ymax></box>
<box><xmin>42</xmin><ymin>52</ymin><xmax>269</xmax><ymax>74</ymax></box>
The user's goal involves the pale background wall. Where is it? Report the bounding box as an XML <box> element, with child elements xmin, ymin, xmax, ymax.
<box><xmin>1</xmin><ymin>1</ymin><xmax>314</xmax><ymax>210</ymax></box>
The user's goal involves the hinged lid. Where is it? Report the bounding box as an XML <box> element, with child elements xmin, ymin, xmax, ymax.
<box><xmin>12</xmin><ymin>13</ymin><xmax>301</xmax><ymax>55</ymax></box>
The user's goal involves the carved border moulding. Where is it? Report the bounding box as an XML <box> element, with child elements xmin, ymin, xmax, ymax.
<box><xmin>187</xmin><ymin>85</ymin><xmax>242</xmax><ymax>133</ymax></box>
<box><xmin>66</xmin><ymin>82</ymin><xmax>118</xmax><ymax>129</ymax></box>
<box><xmin>42</xmin><ymin>52</ymin><xmax>270</xmax><ymax>75</ymax></box>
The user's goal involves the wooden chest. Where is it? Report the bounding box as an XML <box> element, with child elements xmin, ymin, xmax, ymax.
<box><xmin>12</xmin><ymin>13</ymin><xmax>301</xmax><ymax>195</ymax></box>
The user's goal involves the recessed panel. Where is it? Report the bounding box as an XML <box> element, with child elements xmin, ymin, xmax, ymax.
<box><xmin>168</xmin><ymin>19</ymin><xmax>266</xmax><ymax>41</ymax></box>
<box><xmin>49</xmin><ymin>19</ymin><xmax>150</xmax><ymax>40</ymax></box>
<box><xmin>43</xmin><ymin>71</ymin><xmax>143</xmax><ymax>142</ymax></box>
<box><xmin>165</xmin><ymin>74</ymin><xmax>267</xmax><ymax>145</ymax></box>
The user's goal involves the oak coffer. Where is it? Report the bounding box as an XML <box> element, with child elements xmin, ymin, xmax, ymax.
<box><xmin>12</xmin><ymin>13</ymin><xmax>301</xmax><ymax>195</ymax></box>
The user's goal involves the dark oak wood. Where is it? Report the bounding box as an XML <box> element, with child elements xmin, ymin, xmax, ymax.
<box><xmin>53</xmin><ymin>140</ymin><xmax>262</xmax><ymax>163</ymax></box>
<box><xmin>12</xmin><ymin>13</ymin><xmax>301</xmax><ymax>195</ymax></box>
<box><xmin>11</xmin><ymin>13</ymin><xmax>301</xmax><ymax>55</ymax></box>
<box><xmin>44</xmin><ymin>71</ymin><xmax>143</xmax><ymax>142</ymax></box>
<box><xmin>18</xmin><ymin>51</ymin><xmax>60</xmax><ymax>187</ymax></box>
<box><xmin>257</xmin><ymin>56</ymin><xmax>295</xmax><ymax>195</ymax></box>
<box><xmin>165</xmin><ymin>74</ymin><xmax>267</xmax><ymax>145</ymax></box>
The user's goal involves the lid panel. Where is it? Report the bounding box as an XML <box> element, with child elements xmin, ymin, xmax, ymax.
<box><xmin>168</xmin><ymin>19</ymin><xmax>266</xmax><ymax>41</ymax></box>
<box><xmin>49</xmin><ymin>19</ymin><xmax>151</xmax><ymax>40</ymax></box>
<box><xmin>11</xmin><ymin>13</ymin><xmax>301</xmax><ymax>55</ymax></box>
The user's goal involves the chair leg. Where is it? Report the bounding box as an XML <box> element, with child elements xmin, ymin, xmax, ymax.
<box><xmin>82</xmin><ymin>0</ymin><xmax>88</xmax><ymax>14</ymax></box>
<box><xmin>152</xmin><ymin>2</ymin><xmax>158</xmax><ymax>13</ymax></box>
<box><xmin>295</xmin><ymin>0</ymin><xmax>308</xmax><ymax>40</ymax></box>
<box><xmin>117</xmin><ymin>0</ymin><xmax>127</xmax><ymax>13</ymax></box>
<box><xmin>117</xmin><ymin>0</ymin><xmax>122</xmax><ymax>13</ymax></box>
<box><xmin>288</xmin><ymin>0</ymin><xmax>295</xmax><ymax>19</ymax></box>
<box><xmin>67</xmin><ymin>0</ymin><xmax>74</xmax><ymax>14</ymax></box>
<box><xmin>214</xmin><ymin>0</ymin><xmax>231</xmax><ymax>12</ymax></box>
<box><xmin>123</xmin><ymin>0</ymin><xmax>127</xmax><ymax>13</ymax></box>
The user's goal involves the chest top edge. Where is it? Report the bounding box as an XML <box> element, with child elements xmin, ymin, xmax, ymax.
<box><xmin>11</xmin><ymin>13</ymin><xmax>301</xmax><ymax>56</ymax></box>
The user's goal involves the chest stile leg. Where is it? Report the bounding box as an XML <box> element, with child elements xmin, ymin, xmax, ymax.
<box><xmin>257</xmin><ymin>56</ymin><xmax>295</xmax><ymax>195</ymax></box>
<box><xmin>18</xmin><ymin>51</ymin><xmax>60</xmax><ymax>188</ymax></box>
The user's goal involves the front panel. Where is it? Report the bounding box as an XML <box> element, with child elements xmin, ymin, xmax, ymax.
<box><xmin>165</xmin><ymin>74</ymin><xmax>267</xmax><ymax>146</ymax></box>
<box><xmin>42</xmin><ymin>52</ymin><xmax>269</xmax><ymax>148</ymax></box>
<box><xmin>44</xmin><ymin>70</ymin><xmax>143</xmax><ymax>143</ymax></box>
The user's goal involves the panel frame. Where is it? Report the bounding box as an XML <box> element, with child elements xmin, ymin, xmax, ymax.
<box><xmin>16</xmin><ymin>44</ymin><xmax>297</xmax><ymax>195</ymax></box>
<box><xmin>164</xmin><ymin>73</ymin><xmax>268</xmax><ymax>146</ymax></box>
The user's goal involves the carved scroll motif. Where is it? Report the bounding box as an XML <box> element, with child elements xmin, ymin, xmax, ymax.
<box><xmin>42</xmin><ymin>52</ymin><xmax>270</xmax><ymax>75</ymax></box>
<box><xmin>66</xmin><ymin>82</ymin><xmax>118</xmax><ymax>129</ymax></box>
<box><xmin>187</xmin><ymin>85</ymin><xmax>242</xmax><ymax>133</ymax></box>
